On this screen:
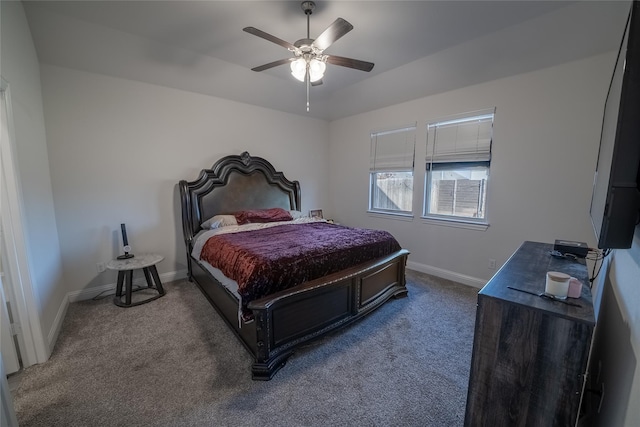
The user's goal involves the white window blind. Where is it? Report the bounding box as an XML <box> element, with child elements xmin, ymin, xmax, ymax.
<box><xmin>427</xmin><ymin>110</ymin><xmax>494</xmax><ymax>164</ymax></box>
<box><xmin>370</xmin><ymin>125</ymin><xmax>416</xmax><ymax>172</ymax></box>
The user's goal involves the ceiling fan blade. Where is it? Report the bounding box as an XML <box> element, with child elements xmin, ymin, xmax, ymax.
<box><xmin>326</xmin><ymin>55</ymin><xmax>374</xmax><ymax>72</ymax></box>
<box><xmin>311</xmin><ymin>79</ymin><xmax>323</xmax><ymax>87</ymax></box>
<box><xmin>251</xmin><ymin>58</ymin><xmax>293</xmax><ymax>72</ymax></box>
<box><xmin>243</xmin><ymin>27</ymin><xmax>296</xmax><ymax>50</ymax></box>
<box><xmin>312</xmin><ymin>18</ymin><xmax>353</xmax><ymax>51</ymax></box>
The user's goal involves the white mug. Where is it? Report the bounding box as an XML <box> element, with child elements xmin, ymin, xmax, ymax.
<box><xmin>545</xmin><ymin>271</ymin><xmax>571</xmax><ymax>300</ymax></box>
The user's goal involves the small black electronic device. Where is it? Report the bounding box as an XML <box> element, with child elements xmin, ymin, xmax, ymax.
<box><xmin>554</xmin><ymin>239</ymin><xmax>589</xmax><ymax>258</ymax></box>
<box><xmin>117</xmin><ymin>223</ymin><xmax>134</xmax><ymax>260</ymax></box>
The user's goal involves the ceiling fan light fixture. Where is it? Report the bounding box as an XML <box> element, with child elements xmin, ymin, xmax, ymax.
<box><xmin>290</xmin><ymin>58</ymin><xmax>307</xmax><ymax>82</ymax></box>
<box><xmin>308</xmin><ymin>58</ymin><xmax>326</xmax><ymax>82</ymax></box>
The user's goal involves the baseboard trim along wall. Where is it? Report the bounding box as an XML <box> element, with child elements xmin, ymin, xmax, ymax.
<box><xmin>67</xmin><ymin>269</ymin><xmax>189</xmax><ymax>303</ymax></box>
<box><xmin>46</xmin><ymin>269</ymin><xmax>189</xmax><ymax>353</ymax></box>
<box><xmin>407</xmin><ymin>261</ymin><xmax>486</xmax><ymax>289</ymax></box>
<box><xmin>47</xmin><ymin>293</ymin><xmax>69</xmax><ymax>353</ymax></box>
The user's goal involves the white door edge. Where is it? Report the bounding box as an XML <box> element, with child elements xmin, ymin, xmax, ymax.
<box><xmin>1</xmin><ymin>78</ymin><xmax>48</xmax><ymax>366</ymax></box>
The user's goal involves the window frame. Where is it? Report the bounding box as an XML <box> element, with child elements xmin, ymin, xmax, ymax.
<box><xmin>368</xmin><ymin>171</ymin><xmax>415</xmax><ymax>217</ymax></box>
<box><xmin>422</xmin><ymin>110</ymin><xmax>495</xmax><ymax>228</ymax></box>
<box><xmin>368</xmin><ymin>124</ymin><xmax>417</xmax><ymax>217</ymax></box>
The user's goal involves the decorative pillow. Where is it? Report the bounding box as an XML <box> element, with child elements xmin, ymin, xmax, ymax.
<box><xmin>234</xmin><ymin>207</ymin><xmax>293</xmax><ymax>225</ymax></box>
<box><xmin>201</xmin><ymin>214</ymin><xmax>238</xmax><ymax>230</ymax></box>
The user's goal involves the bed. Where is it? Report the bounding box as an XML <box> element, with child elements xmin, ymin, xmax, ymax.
<box><xmin>179</xmin><ymin>151</ymin><xmax>409</xmax><ymax>380</ymax></box>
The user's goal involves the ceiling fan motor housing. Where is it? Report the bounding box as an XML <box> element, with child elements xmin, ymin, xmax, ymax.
<box><xmin>301</xmin><ymin>1</ymin><xmax>316</xmax><ymax>15</ymax></box>
<box><xmin>294</xmin><ymin>38</ymin><xmax>315</xmax><ymax>50</ymax></box>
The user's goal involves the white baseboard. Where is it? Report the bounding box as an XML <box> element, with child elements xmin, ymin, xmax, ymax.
<box><xmin>45</xmin><ymin>269</ymin><xmax>187</xmax><ymax>358</ymax></box>
<box><xmin>47</xmin><ymin>293</ymin><xmax>69</xmax><ymax>353</ymax></box>
<box><xmin>67</xmin><ymin>269</ymin><xmax>188</xmax><ymax>303</ymax></box>
<box><xmin>406</xmin><ymin>260</ymin><xmax>487</xmax><ymax>289</ymax></box>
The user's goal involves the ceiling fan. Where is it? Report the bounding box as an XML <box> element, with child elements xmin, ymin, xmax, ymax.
<box><xmin>243</xmin><ymin>1</ymin><xmax>374</xmax><ymax>112</ymax></box>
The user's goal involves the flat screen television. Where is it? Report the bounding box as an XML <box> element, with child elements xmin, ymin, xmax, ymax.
<box><xmin>590</xmin><ymin>0</ymin><xmax>640</xmax><ymax>249</ymax></box>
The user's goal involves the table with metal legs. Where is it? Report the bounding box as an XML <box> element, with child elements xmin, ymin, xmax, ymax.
<box><xmin>106</xmin><ymin>253</ymin><xmax>165</xmax><ymax>307</ymax></box>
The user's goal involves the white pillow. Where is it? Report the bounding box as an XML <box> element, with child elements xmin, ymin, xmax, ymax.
<box><xmin>201</xmin><ymin>214</ymin><xmax>238</xmax><ymax>229</ymax></box>
<box><xmin>289</xmin><ymin>210</ymin><xmax>307</xmax><ymax>220</ymax></box>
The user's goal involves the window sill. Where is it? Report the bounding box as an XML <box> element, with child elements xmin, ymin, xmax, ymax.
<box><xmin>367</xmin><ymin>210</ymin><xmax>414</xmax><ymax>222</ymax></box>
<box><xmin>420</xmin><ymin>216</ymin><xmax>489</xmax><ymax>231</ymax></box>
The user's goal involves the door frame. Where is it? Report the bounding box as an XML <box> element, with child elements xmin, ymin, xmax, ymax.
<box><xmin>0</xmin><ymin>273</ymin><xmax>21</xmax><ymax>373</ymax></box>
<box><xmin>1</xmin><ymin>78</ymin><xmax>48</xmax><ymax>367</ymax></box>
<box><xmin>1</xmin><ymin>357</ymin><xmax>19</xmax><ymax>426</ymax></box>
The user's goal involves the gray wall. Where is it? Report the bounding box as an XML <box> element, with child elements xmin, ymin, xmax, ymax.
<box><xmin>1</xmin><ymin>0</ymin><xmax>65</xmax><ymax>355</ymax></box>
<box><xmin>39</xmin><ymin>64</ymin><xmax>330</xmax><ymax>299</ymax></box>
<box><xmin>588</xmin><ymin>232</ymin><xmax>640</xmax><ymax>425</ymax></box>
<box><xmin>328</xmin><ymin>53</ymin><xmax>611</xmax><ymax>284</ymax></box>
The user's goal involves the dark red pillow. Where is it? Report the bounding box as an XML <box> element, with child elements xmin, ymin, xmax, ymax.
<box><xmin>234</xmin><ymin>208</ymin><xmax>293</xmax><ymax>225</ymax></box>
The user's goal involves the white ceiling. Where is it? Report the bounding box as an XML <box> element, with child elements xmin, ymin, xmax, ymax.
<box><xmin>22</xmin><ymin>0</ymin><xmax>631</xmax><ymax>120</ymax></box>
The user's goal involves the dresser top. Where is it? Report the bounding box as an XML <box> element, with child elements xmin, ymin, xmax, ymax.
<box><xmin>479</xmin><ymin>241</ymin><xmax>595</xmax><ymax>325</ymax></box>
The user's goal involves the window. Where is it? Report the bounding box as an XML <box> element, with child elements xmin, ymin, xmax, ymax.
<box><xmin>369</xmin><ymin>124</ymin><xmax>416</xmax><ymax>215</ymax></box>
<box><xmin>424</xmin><ymin>110</ymin><xmax>494</xmax><ymax>224</ymax></box>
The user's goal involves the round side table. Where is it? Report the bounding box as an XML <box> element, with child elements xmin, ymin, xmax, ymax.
<box><xmin>106</xmin><ymin>253</ymin><xmax>165</xmax><ymax>307</ymax></box>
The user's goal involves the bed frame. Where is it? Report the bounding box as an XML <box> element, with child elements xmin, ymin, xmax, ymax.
<box><xmin>179</xmin><ymin>151</ymin><xmax>409</xmax><ymax>380</ymax></box>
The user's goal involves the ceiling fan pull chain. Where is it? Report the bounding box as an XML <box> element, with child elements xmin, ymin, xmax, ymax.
<box><xmin>306</xmin><ymin>69</ymin><xmax>310</xmax><ymax>112</ymax></box>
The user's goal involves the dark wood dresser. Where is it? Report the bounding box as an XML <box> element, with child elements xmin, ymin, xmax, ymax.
<box><xmin>464</xmin><ymin>241</ymin><xmax>595</xmax><ymax>427</ymax></box>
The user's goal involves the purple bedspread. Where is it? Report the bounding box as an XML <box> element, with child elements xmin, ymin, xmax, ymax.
<box><xmin>200</xmin><ymin>222</ymin><xmax>401</xmax><ymax>311</ymax></box>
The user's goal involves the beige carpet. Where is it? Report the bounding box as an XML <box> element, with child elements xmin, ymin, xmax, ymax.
<box><xmin>11</xmin><ymin>269</ymin><xmax>479</xmax><ymax>426</ymax></box>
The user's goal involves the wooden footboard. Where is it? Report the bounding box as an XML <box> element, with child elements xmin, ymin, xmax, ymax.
<box><xmin>190</xmin><ymin>249</ymin><xmax>409</xmax><ymax>380</ymax></box>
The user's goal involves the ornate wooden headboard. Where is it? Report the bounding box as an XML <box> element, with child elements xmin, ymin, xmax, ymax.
<box><xmin>178</xmin><ymin>151</ymin><xmax>301</xmax><ymax>253</ymax></box>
